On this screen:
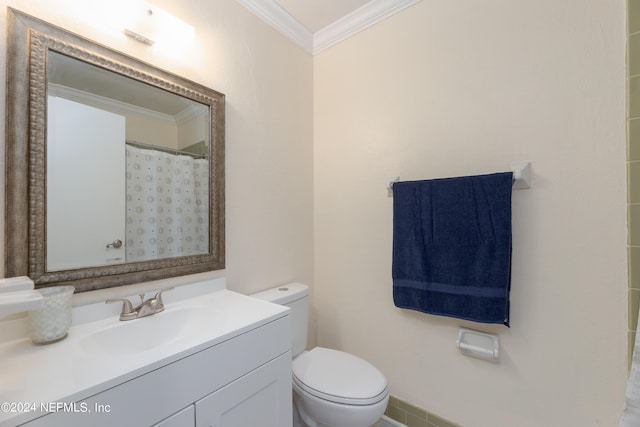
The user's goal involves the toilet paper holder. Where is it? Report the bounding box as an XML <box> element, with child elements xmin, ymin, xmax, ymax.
<box><xmin>456</xmin><ymin>327</ymin><xmax>500</xmax><ymax>363</ymax></box>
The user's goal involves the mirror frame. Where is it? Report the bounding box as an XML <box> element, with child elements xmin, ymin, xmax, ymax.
<box><xmin>5</xmin><ymin>8</ymin><xmax>225</xmax><ymax>292</ymax></box>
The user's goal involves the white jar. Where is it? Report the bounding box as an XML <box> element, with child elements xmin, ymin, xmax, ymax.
<box><xmin>28</xmin><ymin>286</ymin><xmax>75</xmax><ymax>344</ymax></box>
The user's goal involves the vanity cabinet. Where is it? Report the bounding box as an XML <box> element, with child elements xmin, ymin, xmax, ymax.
<box><xmin>152</xmin><ymin>354</ymin><xmax>291</xmax><ymax>427</ymax></box>
<box><xmin>194</xmin><ymin>353</ymin><xmax>290</xmax><ymax>427</ymax></box>
<box><xmin>19</xmin><ymin>316</ymin><xmax>292</xmax><ymax>427</ymax></box>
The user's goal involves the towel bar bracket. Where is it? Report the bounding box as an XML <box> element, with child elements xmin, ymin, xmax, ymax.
<box><xmin>387</xmin><ymin>176</ymin><xmax>400</xmax><ymax>197</ymax></box>
<box><xmin>510</xmin><ymin>161</ymin><xmax>531</xmax><ymax>189</ymax></box>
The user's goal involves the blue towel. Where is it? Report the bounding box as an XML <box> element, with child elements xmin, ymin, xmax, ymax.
<box><xmin>392</xmin><ymin>172</ymin><xmax>513</xmax><ymax>326</ymax></box>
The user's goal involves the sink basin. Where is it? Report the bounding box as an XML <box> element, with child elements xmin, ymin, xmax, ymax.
<box><xmin>81</xmin><ymin>306</ymin><xmax>211</xmax><ymax>355</ymax></box>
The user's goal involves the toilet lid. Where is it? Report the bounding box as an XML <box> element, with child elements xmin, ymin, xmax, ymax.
<box><xmin>292</xmin><ymin>347</ymin><xmax>388</xmax><ymax>405</ymax></box>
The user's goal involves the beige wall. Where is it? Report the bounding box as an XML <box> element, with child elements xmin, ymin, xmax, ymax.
<box><xmin>0</xmin><ymin>0</ymin><xmax>314</xmax><ymax>293</ymax></box>
<box><xmin>314</xmin><ymin>1</ymin><xmax>627</xmax><ymax>426</ymax></box>
<box><xmin>126</xmin><ymin>115</ymin><xmax>179</xmax><ymax>149</ymax></box>
<box><xmin>178</xmin><ymin>114</ymin><xmax>207</xmax><ymax>150</ymax></box>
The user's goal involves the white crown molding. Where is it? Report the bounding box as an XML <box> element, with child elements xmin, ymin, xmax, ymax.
<box><xmin>48</xmin><ymin>84</ymin><xmax>203</xmax><ymax>125</ymax></box>
<box><xmin>235</xmin><ymin>0</ymin><xmax>421</xmax><ymax>55</ymax></box>
<box><xmin>313</xmin><ymin>0</ymin><xmax>421</xmax><ymax>54</ymax></box>
<box><xmin>235</xmin><ymin>0</ymin><xmax>314</xmax><ymax>53</ymax></box>
<box><xmin>174</xmin><ymin>104</ymin><xmax>208</xmax><ymax>125</ymax></box>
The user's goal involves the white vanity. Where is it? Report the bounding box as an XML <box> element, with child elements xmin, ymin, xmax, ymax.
<box><xmin>0</xmin><ymin>277</ymin><xmax>292</xmax><ymax>427</ymax></box>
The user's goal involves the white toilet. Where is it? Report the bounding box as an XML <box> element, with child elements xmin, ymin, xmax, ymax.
<box><xmin>252</xmin><ymin>283</ymin><xmax>389</xmax><ymax>427</ymax></box>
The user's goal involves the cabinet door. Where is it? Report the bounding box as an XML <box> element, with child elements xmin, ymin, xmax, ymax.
<box><xmin>195</xmin><ymin>353</ymin><xmax>292</xmax><ymax>427</ymax></box>
<box><xmin>153</xmin><ymin>405</ymin><xmax>195</xmax><ymax>427</ymax></box>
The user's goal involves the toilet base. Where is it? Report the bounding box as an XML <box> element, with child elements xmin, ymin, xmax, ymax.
<box><xmin>292</xmin><ymin>397</ymin><xmax>304</xmax><ymax>427</ymax></box>
<box><xmin>292</xmin><ymin>386</ymin><xmax>389</xmax><ymax>427</ymax></box>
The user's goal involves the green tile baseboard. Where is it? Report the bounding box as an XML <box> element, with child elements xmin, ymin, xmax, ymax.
<box><xmin>384</xmin><ymin>395</ymin><xmax>463</xmax><ymax>427</ymax></box>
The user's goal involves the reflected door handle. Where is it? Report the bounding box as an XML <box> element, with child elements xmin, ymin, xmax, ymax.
<box><xmin>106</xmin><ymin>239</ymin><xmax>123</xmax><ymax>248</ymax></box>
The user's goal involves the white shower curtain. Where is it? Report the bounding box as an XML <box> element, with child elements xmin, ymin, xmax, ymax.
<box><xmin>621</xmin><ymin>310</ymin><xmax>640</xmax><ymax>426</ymax></box>
<box><xmin>125</xmin><ymin>145</ymin><xmax>209</xmax><ymax>262</ymax></box>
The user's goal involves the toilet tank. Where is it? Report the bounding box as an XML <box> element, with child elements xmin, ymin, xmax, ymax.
<box><xmin>251</xmin><ymin>283</ymin><xmax>308</xmax><ymax>357</ymax></box>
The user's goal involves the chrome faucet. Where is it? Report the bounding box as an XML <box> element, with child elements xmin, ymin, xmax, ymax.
<box><xmin>106</xmin><ymin>287</ymin><xmax>173</xmax><ymax>321</ymax></box>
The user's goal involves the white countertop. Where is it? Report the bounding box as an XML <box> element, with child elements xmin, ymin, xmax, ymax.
<box><xmin>0</xmin><ymin>277</ymin><xmax>289</xmax><ymax>426</ymax></box>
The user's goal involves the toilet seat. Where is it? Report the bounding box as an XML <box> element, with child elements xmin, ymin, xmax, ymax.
<box><xmin>292</xmin><ymin>347</ymin><xmax>388</xmax><ymax>406</ymax></box>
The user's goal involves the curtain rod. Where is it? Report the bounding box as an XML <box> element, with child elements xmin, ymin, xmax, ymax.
<box><xmin>126</xmin><ymin>140</ymin><xmax>206</xmax><ymax>159</ymax></box>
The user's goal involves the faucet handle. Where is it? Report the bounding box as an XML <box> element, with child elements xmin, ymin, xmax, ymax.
<box><xmin>152</xmin><ymin>287</ymin><xmax>174</xmax><ymax>311</ymax></box>
<box><xmin>106</xmin><ymin>298</ymin><xmax>136</xmax><ymax>320</ymax></box>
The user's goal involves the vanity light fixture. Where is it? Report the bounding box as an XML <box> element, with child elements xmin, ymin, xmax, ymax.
<box><xmin>123</xmin><ymin>8</ymin><xmax>155</xmax><ymax>46</ymax></box>
<box><xmin>123</xmin><ymin>2</ymin><xmax>194</xmax><ymax>48</ymax></box>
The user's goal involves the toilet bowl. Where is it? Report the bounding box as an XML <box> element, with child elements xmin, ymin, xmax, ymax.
<box><xmin>251</xmin><ymin>283</ymin><xmax>389</xmax><ymax>427</ymax></box>
<box><xmin>292</xmin><ymin>347</ymin><xmax>389</xmax><ymax>427</ymax></box>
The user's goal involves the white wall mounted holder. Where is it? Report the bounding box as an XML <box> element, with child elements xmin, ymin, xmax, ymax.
<box><xmin>456</xmin><ymin>327</ymin><xmax>500</xmax><ymax>363</ymax></box>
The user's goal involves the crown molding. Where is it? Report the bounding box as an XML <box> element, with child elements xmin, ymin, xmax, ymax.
<box><xmin>235</xmin><ymin>0</ymin><xmax>421</xmax><ymax>55</ymax></box>
<box><xmin>48</xmin><ymin>84</ymin><xmax>203</xmax><ymax>125</ymax></box>
<box><xmin>313</xmin><ymin>0</ymin><xmax>421</xmax><ymax>54</ymax></box>
<box><xmin>174</xmin><ymin>104</ymin><xmax>208</xmax><ymax>125</ymax></box>
<box><xmin>235</xmin><ymin>0</ymin><xmax>313</xmax><ymax>53</ymax></box>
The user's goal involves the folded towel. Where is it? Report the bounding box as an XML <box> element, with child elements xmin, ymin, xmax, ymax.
<box><xmin>392</xmin><ymin>172</ymin><xmax>513</xmax><ymax>326</ymax></box>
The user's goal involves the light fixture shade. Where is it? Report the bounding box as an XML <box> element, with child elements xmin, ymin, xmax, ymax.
<box><xmin>123</xmin><ymin>2</ymin><xmax>194</xmax><ymax>48</ymax></box>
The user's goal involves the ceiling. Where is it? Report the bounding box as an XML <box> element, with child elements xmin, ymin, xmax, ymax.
<box><xmin>48</xmin><ymin>51</ymin><xmax>206</xmax><ymax>123</ymax></box>
<box><xmin>275</xmin><ymin>0</ymin><xmax>370</xmax><ymax>33</ymax></box>
<box><xmin>236</xmin><ymin>0</ymin><xmax>421</xmax><ymax>55</ymax></box>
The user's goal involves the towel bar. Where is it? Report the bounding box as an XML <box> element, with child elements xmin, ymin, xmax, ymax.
<box><xmin>387</xmin><ymin>161</ymin><xmax>531</xmax><ymax>196</ymax></box>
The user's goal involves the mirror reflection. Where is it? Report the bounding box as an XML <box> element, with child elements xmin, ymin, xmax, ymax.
<box><xmin>46</xmin><ymin>52</ymin><xmax>210</xmax><ymax>271</ymax></box>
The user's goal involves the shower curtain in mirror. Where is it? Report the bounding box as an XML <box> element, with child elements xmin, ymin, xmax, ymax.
<box><xmin>125</xmin><ymin>145</ymin><xmax>209</xmax><ymax>262</ymax></box>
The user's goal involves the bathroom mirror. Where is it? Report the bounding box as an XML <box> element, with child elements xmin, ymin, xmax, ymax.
<box><xmin>5</xmin><ymin>8</ymin><xmax>225</xmax><ymax>292</ymax></box>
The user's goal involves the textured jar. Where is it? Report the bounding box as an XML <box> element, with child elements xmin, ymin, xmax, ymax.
<box><xmin>28</xmin><ymin>286</ymin><xmax>75</xmax><ymax>344</ymax></box>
